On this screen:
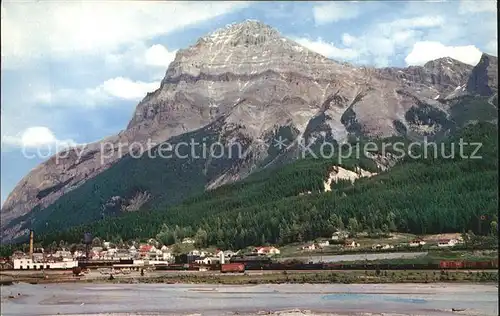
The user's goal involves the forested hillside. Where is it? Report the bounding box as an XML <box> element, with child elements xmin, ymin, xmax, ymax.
<box><xmin>29</xmin><ymin>122</ymin><xmax>497</xmax><ymax>250</ymax></box>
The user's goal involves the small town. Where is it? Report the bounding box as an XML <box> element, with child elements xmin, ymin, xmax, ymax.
<box><xmin>0</xmin><ymin>229</ymin><xmax>480</xmax><ymax>273</ymax></box>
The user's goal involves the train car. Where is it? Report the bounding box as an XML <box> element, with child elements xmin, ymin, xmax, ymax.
<box><xmin>220</xmin><ymin>263</ymin><xmax>245</xmax><ymax>273</ymax></box>
<box><xmin>155</xmin><ymin>264</ymin><xmax>189</xmax><ymax>271</ymax></box>
<box><xmin>439</xmin><ymin>261</ymin><xmax>464</xmax><ymax>269</ymax></box>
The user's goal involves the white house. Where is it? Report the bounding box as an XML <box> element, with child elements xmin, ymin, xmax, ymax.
<box><xmin>301</xmin><ymin>244</ymin><xmax>317</xmax><ymax>251</ymax></box>
<box><xmin>162</xmin><ymin>252</ymin><xmax>174</xmax><ymax>262</ymax></box>
<box><xmin>332</xmin><ymin>231</ymin><xmax>348</xmax><ymax>240</ymax></box>
<box><xmin>215</xmin><ymin>249</ymin><xmax>236</xmax><ymax>259</ymax></box>
<box><xmin>13</xmin><ymin>258</ymin><xmax>78</xmax><ymax>270</ymax></box>
<box><xmin>147</xmin><ymin>238</ymin><xmax>159</xmax><ymax>246</ymax></box>
<box><xmin>437</xmin><ymin>239</ymin><xmax>458</xmax><ymax>247</ymax></box>
<box><xmin>54</xmin><ymin>250</ymin><xmax>73</xmax><ymax>259</ymax></box>
<box><xmin>91</xmin><ymin>246</ymin><xmax>103</xmax><ymax>253</ymax></box>
<box><xmin>195</xmin><ymin>257</ymin><xmax>220</xmax><ymax>265</ymax></box>
<box><xmin>32</xmin><ymin>253</ymin><xmax>45</xmax><ymax>262</ymax></box>
<box><xmin>318</xmin><ymin>240</ymin><xmax>330</xmax><ymax>248</ymax></box>
<box><xmin>73</xmin><ymin>250</ymin><xmax>85</xmax><ymax>259</ymax></box>
<box><xmin>254</xmin><ymin>246</ymin><xmax>280</xmax><ymax>255</ymax></box>
<box><xmin>188</xmin><ymin>250</ymin><xmax>201</xmax><ymax>256</ymax></box>
<box><xmin>182</xmin><ymin>237</ymin><xmax>195</xmax><ymax>244</ymax></box>
<box><xmin>408</xmin><ymin>239</ymin><xmax>426</xmax><ymax>247</ymax></box>
<box><xmin>160</xmin><ymin>245</ymin><xmax>170</xmax><ymax>252</ymax></box>
<box><xmin>372</xmin><ymin>244</ymin><xmax>394</xmax><ymax>250</ymax></box>
<box><xmin>343</xmin><ymin>240</ymin><xmax>360</xmax><ymax>248</ymax></box>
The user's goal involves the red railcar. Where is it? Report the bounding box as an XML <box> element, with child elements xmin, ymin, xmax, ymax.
<box><xmin>440</xmin><ymin>260</ymin><xmax>498</xmax><ymax>270</ymax></box>
<box><xmin>220</xmin><ymin>263</ymin><xmax>245</xmax><ymax>273</ymax></box>
<box><xmin>440</xmin><ymin>261</ymin><xmax>466</xmax><ymax>269</ymax></box>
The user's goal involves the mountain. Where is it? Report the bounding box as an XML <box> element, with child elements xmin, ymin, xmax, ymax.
<box><xmin>25</xmin><ymin>122</ymin><xmax>500</xmax><ymax>249</ymax></box>
<box><xmin>1</xmin><ymin>20</ymin><xmax>498</xmax><ymax>243</ymax></box>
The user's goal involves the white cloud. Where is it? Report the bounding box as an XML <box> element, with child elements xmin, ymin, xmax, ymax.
<box><xmin>382</xmin><ymin>15</ymin><xmax>445</xmax><ymax>32</ymax></box>
<box><xmin>319</xmin><ymin>14</ymin><xmax>449</xmax><ymax>66</ymax></box>
<box><xmin>1</xmin><ymin>1</ymin><xmax>248</xmax><ymax>67</ymax></box>
<box><xmin>1</xmin><ymin>126</ymin><xmax>77</xmax><ymax>150</ymax></box>
<box><xmin>106</xmin><ymin>43</ymin><xmax>178</xmax><ymax>69</ymax></box>
<box><xmin>485</xmin><ymin>40</ymin><xmax>498</xmax><ymax>56</ymax></box>
<box><xmin>95</xmin><ymin>77</ymin><xmax>160</xmax><ymax>101</ymax></box>
<box><xmin>341</xmin><ymin>33</ymin><xmax>356</xmax><ymax>47</ymax></box>
<box><xmin>458</xmin><ymin>0</ymin><xmax>497</xmax><ymax>14</ymax></box>
<box><xmin>405</xmin><ymin>41</ymin><xmax>483</xmax><ymax>66</ymax></box>
<box><xmin>36</xmin><ymin>77</ymin><xmax>161</xmax><ymax>107</ymax></box>
<box><xmin>288</xmin><ymin>14</ymin><xmax>454</xmax><ymax>67</ymax></box>
<box><xmin>144</xmin><ymin>45</ymin><xmax>177</xmax><ymax>68</ymax></box>
<box><xmin>294</xmin><ymin>37</ymin><xmax>360</xmax><ymax>60</ymax></box>
<box><xmin>312</xmin><ymin>2</ymin><xmax>361</xmax><ymax>25</ymax></box>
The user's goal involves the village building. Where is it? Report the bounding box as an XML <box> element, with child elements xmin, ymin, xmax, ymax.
<box><xmin>54</xmin><ymin>250</ymin><xmax>73</xmax><ymax>260</ymax></box>
<box><xmin>408</xmin><ymin>239</ymin><xmax>426</xmax><ymax>247</ymax></box>
<box><xmin>73</xmin><ymin>250</ymin><xmax>85</xmax><ymax>259</ymax></box>
<box><xmin>195</xmin><ymin>256</ymin><xmax>220</xmax><ymax>265</ymax></box>
<box><xmin>223</xmin><ymin>250</ymin><xmax>236</xmax><ymax>258</ymax></box>
<box><xmin>253</xmin><ymin>246</ymin><xmax>280</xmax><ymax>255</ymax></box>
<box><xmin>215</xmin><ymin>249</ymin><xmax>237</xmax><ymax>259</ymax></box>
<box><xmin>343</xmin><ymin>240</ymin><xmax>360</xmax><ymax>248</ymax></box>
<box><xmin>32</xmin><ymin>253</ymin><xmax>45</xmax><ymax>262</ymax></box>
<box><xmin>317</xmin><ymin>240</ymin><xmax>330</xmax><ymax>248</ymax></box>
<box><xmin>331</xmin><ymin>231</ymin><xmax>349</xmax><ymax>240</ymax></box>
<box><xmin>301</xmin><ymin>244</ymin><xmax>317</xmax><ymax>251</ymax></box>
<box><xmin>437</xmin><ymin>239</ymin><xmax>458</xmax><ymax>247</ymax></box>
<box><xmin>13</xmin><ymin>258</ymin><xmax>78</xmax><ymax>270</ymax></box>
<box><xmin>188</xmin><ymin>249</ymin><xmax>204</xmax><ymax>257</ymax></box>
<box><xmin>160</xmin><ymin>245</ymin><xmax>169</xmax><ymax>252</ymax></box>
<box><xmin>371</xmin><ymin>244</ymin><xmax>394</xmax><ymax>250</ymax></box>
<box><xmin>182</xmin><ymin>237</ymin><xmax>195</xmax><ymax>244</ymax></box>
<box><xmin>91</xmin><ymin>246</ymin><xmax>103</xmax><ymax>253</ymax></box>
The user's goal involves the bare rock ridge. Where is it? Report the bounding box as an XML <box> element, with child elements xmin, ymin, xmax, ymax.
<box><xmin>467</xmin><ymin>53</ymin><xmax>498</xmax><ymax>97</ymax></box>
<box><xmin>1</xmin><ymin>20</ymin><xmax>497</xmax><ymax>242</ymax></box>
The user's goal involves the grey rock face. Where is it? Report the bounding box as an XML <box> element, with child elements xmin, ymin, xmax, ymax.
<box><xmin>467</xmin><ymin>53</ymin><xmax>498</xmax><ymax>97</ymax></box>
<box><xmin>1</xmin><ymin>20</ymin><xmax>496</xmax><ymax>242</ymax></box>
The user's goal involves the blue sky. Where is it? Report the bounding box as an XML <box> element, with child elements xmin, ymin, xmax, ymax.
<box><xmin>0</xmin><ymin>0</ymin><xmax>497</xmax><ymax>205</ymax></box>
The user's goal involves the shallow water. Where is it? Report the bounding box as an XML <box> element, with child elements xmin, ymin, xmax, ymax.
<box><xmin>1</xmin><ymin>283</ymin><xmax>498</xmax><ymax>316</ymax></box>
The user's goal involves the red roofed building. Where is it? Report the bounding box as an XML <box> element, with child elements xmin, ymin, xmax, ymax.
<box><xmin>139</xmin><ymin>245</ymin><xmax>153</xmax><ymax>253</ymax></box>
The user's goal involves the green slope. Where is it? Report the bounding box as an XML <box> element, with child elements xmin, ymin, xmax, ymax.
<box><xmin>33</xmin><ymin>122</ymin><xmax>498</xmax><ymax>249</ymax></box>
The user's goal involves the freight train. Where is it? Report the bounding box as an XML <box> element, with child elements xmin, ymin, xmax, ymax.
<box><xmin>252</xmin><ymin>260</ymin><xmax>499</xmax><ymax>270</ymax></box>
<box><xmin>154</xmin><ymin>259</ymin><xmax>498</xmax><ymax>272</ymax></box>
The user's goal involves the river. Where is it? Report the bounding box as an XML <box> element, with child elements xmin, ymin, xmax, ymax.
<box><xmin>1</xmin><ymin>282</ymin><xmax>497</xmax><ymax>315</ymax></box>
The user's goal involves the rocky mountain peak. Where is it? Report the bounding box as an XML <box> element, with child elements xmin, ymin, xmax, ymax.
<box><xmin>467</xmin><ymin>53</ymin><xmax>498</xmax><ymax>97</ymax></box>
<box><xmin>169</xmin><ymin>19</ymin><xmax>330</xmax><ymax>72</ymax></box>
<box><xmin>130</xmin><ymin>19</ymin><xmax>342</xmax><ymax>133</ymax></box>
<box><xmin>423</xmin><ymin>56</ymin><xmax>471</xmax><ymax>72</ymax></box>
<box><xmin>198</xmin><ymin>19</ymin><xmax>281</xmax><ymax>47</ymax></box>
<box><xmin>477</xmin><ymin>52</ymin><xmax>497</xmax><ymax>64</ymax></box>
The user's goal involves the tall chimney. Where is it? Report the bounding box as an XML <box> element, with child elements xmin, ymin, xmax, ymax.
<box><xmin>29</xmin><ymin>230</ymin><xmax>34</xmax><ymax>259</ymax></box>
